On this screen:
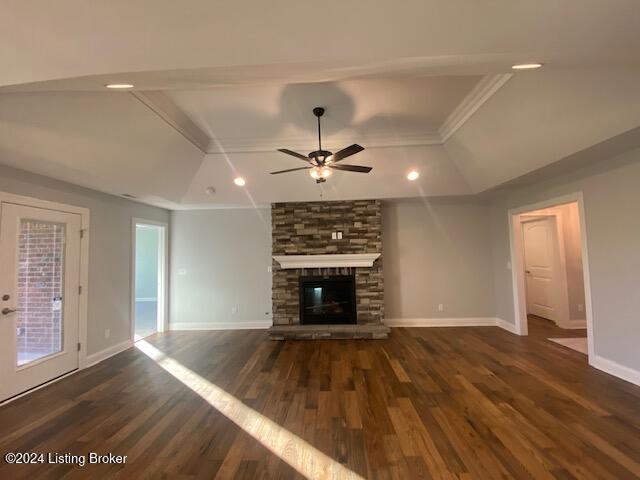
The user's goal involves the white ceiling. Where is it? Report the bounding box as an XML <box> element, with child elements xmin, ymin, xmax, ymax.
<box><xmin>166</xmin><ymin>76</ymin><xmax>482</xmax><ymax>151</ymax></box>
<box><xmin>1</xmin><ymin>1</ymin><xmax>640</xmax><ymax>208</ymax></box>
<box><xmin>3</xmin><ymin>1</ymin><xmax>640</xmax><ymax>88</ymax></box>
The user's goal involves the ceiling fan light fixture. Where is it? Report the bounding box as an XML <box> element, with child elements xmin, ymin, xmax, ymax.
<box><xmin>272</xmin><ymin>107</ymin><xmax>369</xmax><ymax>181</ymax></box>
<box><xmin>309</xmin><ymin>166</ymin><xmax>332</xmax><ymax>180</ymax></box>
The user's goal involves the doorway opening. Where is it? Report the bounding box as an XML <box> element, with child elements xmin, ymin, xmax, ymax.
<box><xmin>132</xmin><ymin>220</ymin><xmax>167</xmax><ymax>341</ymax></box>
<box><xmin>508</xmin><ymin>193</ymin><xmax>594</xmax><ymax>361</ymax></box>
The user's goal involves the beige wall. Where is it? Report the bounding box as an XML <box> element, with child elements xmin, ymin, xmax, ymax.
<box><xmin>555</xmin><ymin>202</ymin><xmax>586</xmax><ymax>321</ymax></box>
<box><xmin>382</xmin><ymin>199</ymin><xmax>495</xmax><ymax>320</ymax></box>
<box><xmin>169</xmin><ymin>208</ymin><xmax>272</xmax><ymax>329</ymax></box>
<box><xmin>0</xmin><ymin>164</ymin><xmax>169</xmax><ymax>355</ymax></box>
<box><xmin>489</xmin><ymin>147</ymin><xmax>640</xmax><ymax>371</ymax></box>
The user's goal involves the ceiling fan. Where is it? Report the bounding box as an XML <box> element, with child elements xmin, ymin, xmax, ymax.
<box><xmin>271</xmin><ymin>107</ymin><xmax>371</xmax><ymax>183</ymax></box>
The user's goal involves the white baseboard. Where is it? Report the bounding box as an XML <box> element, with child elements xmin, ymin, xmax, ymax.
<box><xmin>386</xmin><ymin>317</ymin><xmax>499</xmax><ymax>327</ymax></box>
<box><xmin>494</xmin><ymin>318</ymin><xmax>521</xmax><ymax>334</ymax></box>
<box><xmin>591</xmin><ymin>355</ymin><xmax>640</xmax><ymax>387</ymax></box>
<box><xmin>385</xmin><ymin>317</ymin><xmax>522</xmax><ymax>334</ymax></box>
<box><xmin>170</xmin><ymin>321</ymin><xmax>272</xmax><ymax>331</ymax></box>
<box><xmin>85</xmin><ymin>339</ymin><xmax>133</xmax><ymax>367</ymax></box>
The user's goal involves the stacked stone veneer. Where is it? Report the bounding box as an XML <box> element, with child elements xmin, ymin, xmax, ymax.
<box><xmin>271</xmin><ymin>199</ymin><xmax>384</xmax><ymax>326</ymax></box>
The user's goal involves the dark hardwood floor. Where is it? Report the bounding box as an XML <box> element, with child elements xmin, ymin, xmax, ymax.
<box><xmin>1</xmin><ymin>326</ymin><xmax>639</xmax><ymax>479</ymax></box>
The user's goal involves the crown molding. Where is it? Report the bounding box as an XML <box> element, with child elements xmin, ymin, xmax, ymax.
<box><xmin>133</xmin><ymin>74</ymin><xmax>511</xmax><ymax>155</ymax></box>
<box><xmin>439</xmin><ymin>73</ymin><xmax>513</xmax><ymax>142</ymax></box>
<box><xmin>206</xmin><ymin>132</ymin><xmax>442</xmax><ymax>154</ymax></box>
<box><xmin>205</xmin><ymin>74</ymin><xmax>511</xmax><ymax>154</ymax></box>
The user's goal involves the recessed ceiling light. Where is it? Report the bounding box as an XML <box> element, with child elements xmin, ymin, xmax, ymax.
<box><xmin>105</xmin><ymin>83</ymin><xmax>135</xmax><ymax>89</ymax></box>
<box><xmin>233</xmin><ymin>177</ymin><xmax>246</xmax><ymax>187</ymax></box>
<box><xmin>407</xmin><ymin>170</ymin><xmax>420</xmax><ymax>181</ymax></box>
<box><xmin>511</xmin><ymin>63</ymin><xmax>543</xmax><ymax>70</ymax></box>
<box><xmin>205</xmin><ymin>186</ymin><xmax>216</xmax><ymax>196</ymax></box>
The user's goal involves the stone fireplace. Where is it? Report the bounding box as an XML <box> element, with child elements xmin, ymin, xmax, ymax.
<box><xmin>268</xmin><ymin>199</ymin><xmax>389</xmax><ymax>339</ymax></box>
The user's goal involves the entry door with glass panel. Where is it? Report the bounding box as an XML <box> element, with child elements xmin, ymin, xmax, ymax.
<box><xmin>0</xmin><ymin>203</ymin><xmax>81</xmax><ymax>402</ymax></box>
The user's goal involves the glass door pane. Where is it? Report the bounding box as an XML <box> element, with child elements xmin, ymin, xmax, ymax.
<box><xmin>16</xmin><ymin>219</ymin><xmax>66</xmax><ymax>366</ymax></box>
<box><xmin>134</xmin><ymin>225</ymin><xmax>160</xmax><ymax>340</ymax></box>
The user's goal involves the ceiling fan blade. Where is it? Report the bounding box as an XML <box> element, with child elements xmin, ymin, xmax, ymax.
<box><xmin>329</xmin><ymin>164</ymin><xmax>372</xmax><ymax>173</ymax></box>
<box><xmin>278</xmin><ymin>148</ymin><xmax>311</xmax><ymax>162</ymax></box>
<box><xmin>331</xmin><ymin>144</ymin><xmax>364</xmax><ymax>163</ymax></box>
<box><xmin>270</xmin><ymin>166</ymin><xmax>312</xmax><ymax>175</ymax></box>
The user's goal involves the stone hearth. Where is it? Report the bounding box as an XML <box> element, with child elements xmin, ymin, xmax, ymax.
<box><xmin>269</xmin><ymin>199</ymin><xmax>387</xmax><ymax>339</ymax></box>
<box><xmin>268</xmin><ymin>324</ymin><xmax>390</xmax><ymax>340</ymax></box>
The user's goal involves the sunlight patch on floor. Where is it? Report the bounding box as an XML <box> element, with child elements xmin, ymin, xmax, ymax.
<box><xmin>135</xmin><ymin>339</ymin><xmax>362</xmax><ymax>479</ymax></box>
<box><xmin>548</xmin><ymin>337</ymin><xmax>588</xmax><ymax>355</ymax></box>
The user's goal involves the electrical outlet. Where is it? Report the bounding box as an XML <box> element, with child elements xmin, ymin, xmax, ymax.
<box><xmin>438</xmin><ymin>303</ymin><xmax>444</xmax><ymax>312</ymax></box>
<box><xmin>267</xmin><ymin>266</ymin><xmax>272</xmax><ymax>273</ymax></box>
<box><xmin>331</xmin><ymin>232</ymin><xmax>337</xmax><ymax>240</ymax></box>
<box><xmin>578</xmin><ymin>304</ymin><xmax>584</xmax><ymax>312</ymax></box>
<box><xmin>104</xmin><ymin>328</ymin><xmax>110</xmax><ymax>339</ymax></box>
<box><xmin>178</xmin><ymin>268</ymin><xmax>187</xmax><ymax>276</ymax></box>
<box><xmin>337</xmin><ymin>232</ymin><xmax>343</xmax><ymax>239</ymax></box>
<box><xmin>232</xmin><ymin>306</ymin><xmax>238</xmax><ymax>315</ymax></box>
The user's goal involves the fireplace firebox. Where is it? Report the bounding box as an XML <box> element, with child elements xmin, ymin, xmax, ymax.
<box><xmin>299</xmin><ymin>275</ymin><xmax>357</xmax><ymax>325</ymax></box>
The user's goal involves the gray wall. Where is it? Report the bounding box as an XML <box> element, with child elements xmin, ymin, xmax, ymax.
<box><xmin>382</xmin><ymin>199</ymin><xmax>495</xmax><ymax>319</ymax></box>
<box><xmin>170</xmin><ymin>208</ymin><xmax>272</xmax><ymax>328</ymax></box>
<box><xmin>0</xmin><ymin>164</ymin><xmax>169</xmax><ymax>355</ymax></box>
<box><xmin>489</xmin><ymin>147</ymin><xmax>640</xmax><ymax>371</ymax></box>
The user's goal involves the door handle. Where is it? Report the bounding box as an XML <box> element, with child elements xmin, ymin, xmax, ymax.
<box><xmin>1</xmin><ymin>307</ymin><xmax>17</xmax><ymax>315</ymax></box>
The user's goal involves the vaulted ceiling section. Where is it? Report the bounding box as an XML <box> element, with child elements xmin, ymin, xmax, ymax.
<box><xmin>1</xmin><ymin>1</ymin><xmax>639</xmax><ymax>208</ymax></box>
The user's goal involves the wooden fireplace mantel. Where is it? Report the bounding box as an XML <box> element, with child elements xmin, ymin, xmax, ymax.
<box><xmin>273</xmin><ymin>253</ymin><xmax>381</xmax><ymax>269</ymax></box>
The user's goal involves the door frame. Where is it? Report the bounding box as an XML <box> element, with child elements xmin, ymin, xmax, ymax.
<box><xmin>508</xmin><ymin>192</ymin><xmax>595</xmax><ymax>362</ymax></box>
<box><xmin>520</xmin><ymin>214</ymin><xmax>572</xmax><ymax>327</ymax></box>
<box><xmin>130</xmin><ymin>218</ymin><xmax>168</xmax><ymax>341</ymax></box>
<box><xmin>0</xmin><ymin>191</ymin><xmax>90</xmax><ymax>369</ymax></box>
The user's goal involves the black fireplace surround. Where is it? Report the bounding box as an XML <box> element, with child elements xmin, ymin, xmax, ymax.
<box><xmin>299</xmin><ymin>275</ymin><xmax>357</xmax><ymax>325</ymax></box>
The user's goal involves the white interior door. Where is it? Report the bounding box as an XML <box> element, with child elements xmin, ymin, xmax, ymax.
<box><xmin>0</xmin><ymin>203</ymin><xmax>81</xmax><ymax>402</ymax></box>
<box><xmin>522</xmin><ymin>217</ymin><xmax>561</xmax><ymax>322</ymax></box>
